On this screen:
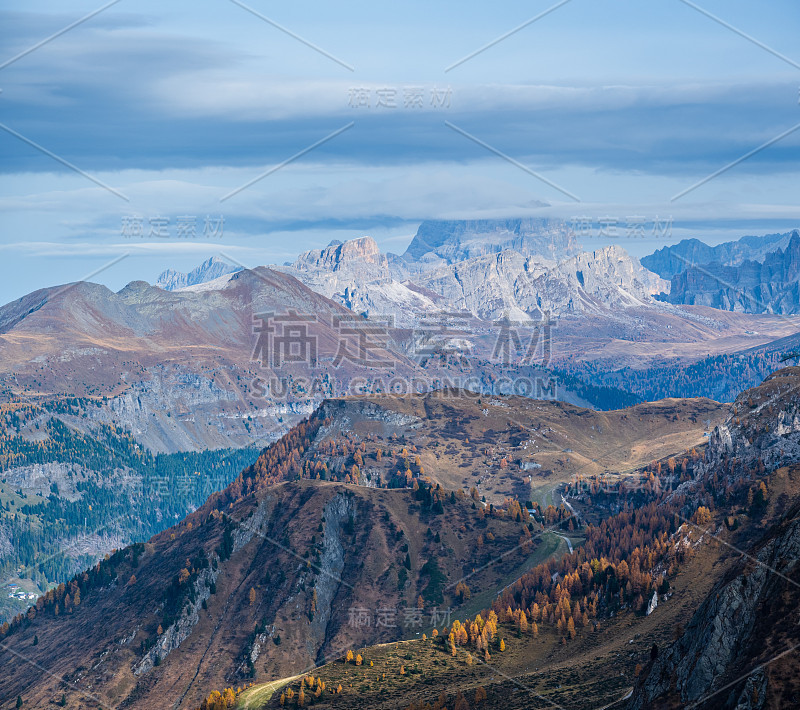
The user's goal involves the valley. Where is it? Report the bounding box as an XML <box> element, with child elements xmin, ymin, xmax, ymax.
<box><xmin>4</xmin><ymin>367</ymin><xmax>799</xmax><ymax>709</ymax></box>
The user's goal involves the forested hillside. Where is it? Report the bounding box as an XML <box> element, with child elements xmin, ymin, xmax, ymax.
<box><xmin>563</xmin><ymin>350</ymin><xmax>784</xmax><ymax>403</ymax></box>
<box><xmin>0</xmin><ymin>396</ymin><xmax>258</xmax><ymax>621</ymax></box>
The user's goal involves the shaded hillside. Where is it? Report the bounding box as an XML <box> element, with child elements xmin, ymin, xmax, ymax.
<box><xmin>562</xmin><ymin>350</ymin><xmax>785</xmax><ymax>403</ymax></box>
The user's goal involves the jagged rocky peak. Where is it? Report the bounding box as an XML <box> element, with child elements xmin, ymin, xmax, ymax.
<box><xmin>156</xmin><ymin>256</ymin><xmax>241</xmax><ymax>291</ymax></box>
<box><xmin>293</xmin><ymin>235</ymin><xmax>389</xmax><ymax>275</ymax></box>
<box><xmin>399</xmin><ymin>217</ymin><xmax>579</xmax><ymax>268</ymax></box>
<box><xmin>283</xmin><ymin>236</ymin><xmax>441</xmax><ymax>325</ymax></box>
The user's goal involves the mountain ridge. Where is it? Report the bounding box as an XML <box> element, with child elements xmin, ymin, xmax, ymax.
<box><xmin>642</xmin><ymin>230</ymin><xmax>798</xmax><ymax>279</ymax></box>
<box><xmin>662</xmin><ymin>230</ymin><xmax>800</xmax><ymax>314</ymax></box>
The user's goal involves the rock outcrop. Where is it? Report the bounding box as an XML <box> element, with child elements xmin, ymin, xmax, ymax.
<box><xmin>702</xmin><ymin>367</ymin><xmax>800</xmax><ymax>475</ymax></box>
<box><xmin>630</xmin><ymin>513</ymin><xmax>800</xmax><ymax>709</ymax></box>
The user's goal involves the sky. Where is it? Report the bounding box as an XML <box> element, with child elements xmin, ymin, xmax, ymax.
<box><xmin>0</xmin><ymin>0</ymin><xmax>799</xmax><ymax>304</ymax></box>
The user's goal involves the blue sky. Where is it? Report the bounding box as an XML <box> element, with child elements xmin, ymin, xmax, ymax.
<box><xmin>1</xmin><ymin>0</ymin><xmax>799</xmax><ymax>303</ymax></box>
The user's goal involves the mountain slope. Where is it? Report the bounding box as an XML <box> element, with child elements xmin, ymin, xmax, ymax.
<box><xmin>0</xmin><ymin>411</ymin><xmax>555</xmax><ymax>708</ymax></box>
<box><xmin>271</xmin><ymin>235</ymin><xmax>797</xmax><ymax>377</ymax></box>
<box><xmin>630</xmin><ymin>367</ymin><xmax>800</xmax><ymax>709</ymax></box>
<box><xmin>0</xmin><ymin>394</ymin><xmax>260</xmax><ymax>623</ymax></box>
<box><xmin>0</xmin><ymin>267</ymin><xmax>415</xmax><ymax>453</ymax></box>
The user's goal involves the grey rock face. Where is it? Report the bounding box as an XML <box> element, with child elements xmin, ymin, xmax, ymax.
<box><xmin>703</xmin><ymin>392</ymin><xmax>800</xmax><ymax>476</ymax></box>
<box><xmin>731</xmin><ymin>669</ymin><xmax>767</xmax><ymax>710</ymax></box>
<box><xmin>318</xmin><ymin>399</ymin><xmax>422</xmax><ymax>435</ymax></box>
<box><xmin>413</xmin><ymin>246</ymin><xmax>668</xmax><ymax>320</ymax></box>
<box><xmin>310</xmin><ymin>494</ymin><xmax>355</xmax><ymax>653</ymax></box>
<box><xmin>134</xmin><ymin>565</ymin><xmax>218</xmax><ymax>675</ymax></box>
<box><xmin>631</xmin><ymin>517</ymin><xmax>800</xmax><ymax>708</ymax></box>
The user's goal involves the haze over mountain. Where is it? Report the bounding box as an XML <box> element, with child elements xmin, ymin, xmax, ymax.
<box><xmin>394</xmin><ymin>218</ymin><xmax>578</xmax><ymax>272</ymax></box>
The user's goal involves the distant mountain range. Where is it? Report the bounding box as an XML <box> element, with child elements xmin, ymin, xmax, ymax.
<box><xmin>641</xmin><ymin>230</ymin><xmax>798</xmax><ymax>279</ymax></box>
<box><xmin>659</xmin><ymin>230</ymin><xmax>800</xmax><ymax>314</ymax></box>
<box><xmin>1</xmin><ymin>238</ymin><xmax>646</xmax><ymax>456</ymax></box>
<box><xmin>0</xmin><ymin>219</ymin><xmax>794</xmax><ymax>459</ymax></box>
<box><xmin>278</xmin><ymin>220</ymin><xmax>666</xmax><ymax>323</ymax></box>
<box><xmin>156</xmin><ymin>256</ymin><xmax>241</xmax><ymax>291</ymax></box>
